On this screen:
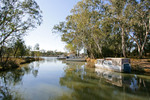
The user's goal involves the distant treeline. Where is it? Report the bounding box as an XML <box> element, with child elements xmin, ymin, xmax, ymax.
<box><xmin>40</xmin><ymin>51</ymin><xmax>65</xmax><ymax>57</ymax></box>
<box><xmin>0</xmin><ymin>38</ymin><xmax>65</xmax><ymax>58</ymax></box>
<box><xmin>53</xmin><ymin>0</ymin><xmax>150</xmax><ymax>58</ymax></box>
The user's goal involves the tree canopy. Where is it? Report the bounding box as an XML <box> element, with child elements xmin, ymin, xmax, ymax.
<box><xmin>53</xmin><ymin>0</ymin><xmax>150</xmax><ymax>58</ymax></box>
<box><xmin>0</xmin><ymin>0</ymin><xmax>42</xmax><ymax>46</ymax></box>
<box><xmin>0</xmin><ymin>0</ymin><xmax>42</xmax><ymax>66</ymax></box>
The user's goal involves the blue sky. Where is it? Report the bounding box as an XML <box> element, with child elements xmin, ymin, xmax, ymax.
<box><xmin>24</xmin><ymin>0</ymin><xmax>81</xmax><ymax>52</ymax></box>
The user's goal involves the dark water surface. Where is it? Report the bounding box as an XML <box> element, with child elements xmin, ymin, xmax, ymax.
<box><xmin>0</xmin><ymin>57</ymin><xmax>150</xmax><ymax>100</ymax></box>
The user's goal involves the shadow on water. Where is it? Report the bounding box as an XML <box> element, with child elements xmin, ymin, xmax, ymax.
<box><xmin>58</xmin><ymin>61</ymin><xmax>150</xmax><ymax>100</ymax></box>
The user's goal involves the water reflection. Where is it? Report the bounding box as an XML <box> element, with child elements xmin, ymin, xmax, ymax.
<box><xmin>0</xmin><ymin>70</ymin><xmax>24</xmax><ymax>100</ymax></box>
<box><xmin>95</xmin><ymin>68</ymin><xmax>123</xmax><ymax>87</ymax></box>
<box><xmin>59</xmin><ymin>62</ymin><xmax>101</xmax><ymax>100</ymax></box>
<box><xmin>44</xmin><ymin>57</ymin><xmax>58</xmax><ymax>63</ymax></box>
<box><xmin>59</xmin><ymin>61</ymin><xmax>150</xmax><ymax>100</ymax></box>
<box><xmin>0</xmin><ymin>57</ymin><xmax>150</xmax><ymax>100</ymax></box>
<box><xmin>95</xmin><ymin>68</ymin><xmax>141</xmax><ymax>91</ymax></box>
<box><xmin>0</xmin><ymin>62</ymin><xmax>40</xmax><ymax>100</ymax></box>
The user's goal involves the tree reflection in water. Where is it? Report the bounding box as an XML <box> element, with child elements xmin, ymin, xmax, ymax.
<box><xmin>0</xmin><ymin>62</ymin><xmax>40</xmax><ymax>100</ymax></box>
<box><xmin>59</xmin><ymin>61</ymin><xmax>150</xmax><ymax>100</ymax></box>
<box><xmin>0</xmin><ymin>58</ymin><xmax>150</xmax><ymax>100</ymax></box>
<box><xmin>44</xmin><ymin>57</ymin><xmax>58</xmax><ymax>63</ymax></box>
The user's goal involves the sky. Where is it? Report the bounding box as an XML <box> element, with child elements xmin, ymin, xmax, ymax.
<box><xmin>24</xmin><ymin>0</ymin><xmax>81</xmax><ymax>52</ymax></box>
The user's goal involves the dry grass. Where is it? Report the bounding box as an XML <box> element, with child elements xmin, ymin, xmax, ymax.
<box><xmin>86</xmin><ymin>58</ymin><xmax>96</xmax><ymax>68</ymax></box>
<box><xmin>131</xmin><ymin>58</ymin><xmax>150</xmax><ymax>73</ymax></box>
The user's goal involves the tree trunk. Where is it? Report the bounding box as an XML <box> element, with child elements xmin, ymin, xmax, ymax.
<box><xmin>137</xmin><ymin>46</ymin><xmax>143</xmax><ymax>58</ymax></box>
<box><xmin>138</xmin><ymin>30</ymin><xmax>149</xmax><ymax>58</ymax></box>
<box><xmin>14</xmin><ymin>46</ymin><xmax>19</xmax><ymax>58</ymax></box>
<box><xmin>90</xmin><ymin>53</ymin><xmax>95</xmax><ymax>59</ymax></box>
<box><xmin>139</xmin><ymin>51</ymin><xmax>143</xmax><ymax>58</ymax></box>
<box><xmin>91</xmin><ymin>31</ymin><xmax>103</xmax><ymax>58</ymax></box>
<box><xmin>126</xmin><ymin>29</ymin><xmax>148</xmax><ymax>59</ymax></box>
<box><xmin>0</xmin><ymin>48</ymin><xmax>3</xmax><ymax>62</ymax></box>
<box><xmin>97</xmin><ymin>44</ymin><xmax>103</xmax><ymax>58</ymax></box>
<box><xmin>121</xmin><ymin>27</ymin><xmax>126</xmax><ymax>58</ymax></box>
<box><xmin>94</xmin><ymin>39</ymin><xmax>103</xmax><ymax>57</ymax></box>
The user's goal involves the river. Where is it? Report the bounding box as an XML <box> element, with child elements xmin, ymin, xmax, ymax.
<box><xmin>0</xmin><ymin>57</ymin><xmax>150</xmax><ymax>100</ymax></box>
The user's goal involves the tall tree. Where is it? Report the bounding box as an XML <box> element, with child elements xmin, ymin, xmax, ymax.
<box><xmin>34</xmin><ymin>43</ymin><xmax>40</xmax><ymax>58</ymax></box>
<box><xmin>0</xmin><ymin>0</ymin><xmax>42</xmax><ymax>64</ymax></box>
<box><xmin>53</xmin><ymin>0</ymin><xmax>149</xmax><ymax>58</ymax></box>
<box><xmin>13</xmin><ymin>39</ymin><xmax>26</xmax><ymax>58</ymax></box>
<box><xmin>0</xmin><ymin>0</ymin><xmax>42</xmax><ymax>46</ymax></box>
<box><xmin>125</xmin><ymin>0</ymin><xmax>150</xmax><ymax>58</ymax></box>
<box><xmin>104</xmin><ymin>0</ymin><xmax>131</xmax><ymax>57</ymax></box>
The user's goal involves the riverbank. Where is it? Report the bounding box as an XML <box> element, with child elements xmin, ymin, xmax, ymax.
<box><xmin>86</xmin><ymin>58</ymin><xmax>150</xmax><ymax>73</ymax></box>
<box><xmin>0</xmin><ymin>57</ymin><xmax>43</xmax><ymax>71</ymax></box>
<box><xmin>131</xmin><ymin>59</ymin><xmax>150</xmax><ymax>73</ymax></box>
<box><xmin>19</xmin><ymin>57</ymin><xmax>43</xmax><ymax>64</ymax></box>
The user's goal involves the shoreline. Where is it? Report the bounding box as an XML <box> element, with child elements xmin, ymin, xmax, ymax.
<box><xmin>1</xmin><ymin>57</ymin><xmax>150</xmax><ymax>74</ymax></box>
<box><xmin>0</xmin><ymin>57</ymin><xmax>44</xmax><ymax>71</ymax></box>
<box><xmin>86</xmin><ymin>58</ymin><xmax>150</xmax><ymax>73</ymax></box>
<box><xmin>131</xmin><ymin>59</ymin><xmax>150</xmax><ymax>73</ymax></box>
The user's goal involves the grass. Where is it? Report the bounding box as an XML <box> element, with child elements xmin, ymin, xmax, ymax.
<box><xmin>129</xmin><ymin>58</ymin><xmax>150</xmax><ymax>73</ymax></box>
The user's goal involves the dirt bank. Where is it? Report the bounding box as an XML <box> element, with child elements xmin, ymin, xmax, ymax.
<box><xmin>131</xmin><ymin>59</ymin><xmax>150</xmax><ymax>73</ymax></box>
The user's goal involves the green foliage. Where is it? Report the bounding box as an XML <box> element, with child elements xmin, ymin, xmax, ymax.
<box><xmin>34</xmin><ymin>43</ymin><xmax>40</xmax><ymax>51</ymax></box>
<box><xmin>65</xmin><ymin>43</ymin><xmax>77</xmax><ymax>54</ymax></box>
<box><xmin>53</xmin><ymin>0</ymin><xmax>150</xmax><ymax>58</ymax></box>
<box><xmin>13</xmin><ymin>39</ymin><xmax>27</xmax><ymax>58</ymax></box>
<box><xmin>0</xmin><ymin>0</ymin><xmax>42</xmax><ymax>67</ymax></box>
<box><xmin>40</xmin><ymin>50</ymin><xmax>65</xmax><ymax>57</ymax></box>
<box><xmin>0</xmin><ymin>0</ymin><xmax>42</xmax><ymax>46</ymax></box>
<box><xmin>33</xmin><ymin>43</ymin><xmax>40</xmax><ymax>58</ymax></box>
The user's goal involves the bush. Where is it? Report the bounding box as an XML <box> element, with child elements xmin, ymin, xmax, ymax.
<box><xmin>0</xmin><ymin>60</ymin><xmax>19</xmax><ymax>70</ymax></box>
<box><xmin>86</xmin><ymin>58</ymin><xmax>96</xmax><ymax>68</ymax></box>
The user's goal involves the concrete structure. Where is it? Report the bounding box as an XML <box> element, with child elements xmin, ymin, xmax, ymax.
<box><xmin>95</xmin><ymin>58</ymin><xmax>131</xmax><ymax>73</ymax></box>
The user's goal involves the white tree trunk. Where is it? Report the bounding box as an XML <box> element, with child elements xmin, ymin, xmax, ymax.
<box><xmin>121</xmin><ymin>27</ymin><xmax>126</xmax><ymax>58</ymax></box>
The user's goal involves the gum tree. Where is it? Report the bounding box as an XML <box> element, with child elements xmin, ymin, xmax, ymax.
<box><xmin>0</xmin><ymin>0</ymin><xmax>42</xmax><ymax>60</ymax></box>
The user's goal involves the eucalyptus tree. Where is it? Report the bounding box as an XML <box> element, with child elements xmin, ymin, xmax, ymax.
<box><xmin>54</xmin><ymin>0</ymin><xmax>106</xmax><ymax>58</ymax></box>
<box><xmin>65</xmin><ymin>43</ymin><xmax>77</xmax><ymax>54</ymax></box>
<box><xmin>0</xmin><ymin>0</ymin><xmax>42</xmax><ymax>59</ymax></box>
<box><xmin>125</xmin><ymin>0</ymin><xmax>150</xmax><ymax>58</ymax></box>
<box><xmin>53</xmin><ymin>15</ymin><xmax>84</xmax><ymax>56</ymax></box>
<box><xmin>105</xmin><ymin>0</ymin><xmax>150</xmax><ymax>58</ymax></box>
<box><xmin>70</xmin><ymin>2</ymin><xmax>95</xmax><ymax>57</ymax></box>
<box><xmin>34</xmin><ymin>43</ymin><xmax>40</xmax><ymax>58</ymax></box>
<box><xmin>34</xmin><ymin>43</ymin><xmax>40</xmax><ymax>51</ymax></box>
<box><xmin>13</xmin><ymin>39</ymin><xmax>27</xmax><ymax>58</ymax></box>
<box><xmin>54</xmin><ymin>0</ymin><xmax>149</xmax><ymax>58</ymax></box>
<box><xmin>103</xmin><ymin>0</ymin><xmax>131</xmax><ymax>57</ymax></box>
<box><xmin>71</xmin><ymin>0</ymin><xmax>105</xmax><ymax>57</ymax></box>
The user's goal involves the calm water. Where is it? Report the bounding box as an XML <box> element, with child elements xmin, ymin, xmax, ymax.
<box><xmin>0</xmin><ymin>57</ymin><xmax>150</xmax><ymax>100</ymax></box>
